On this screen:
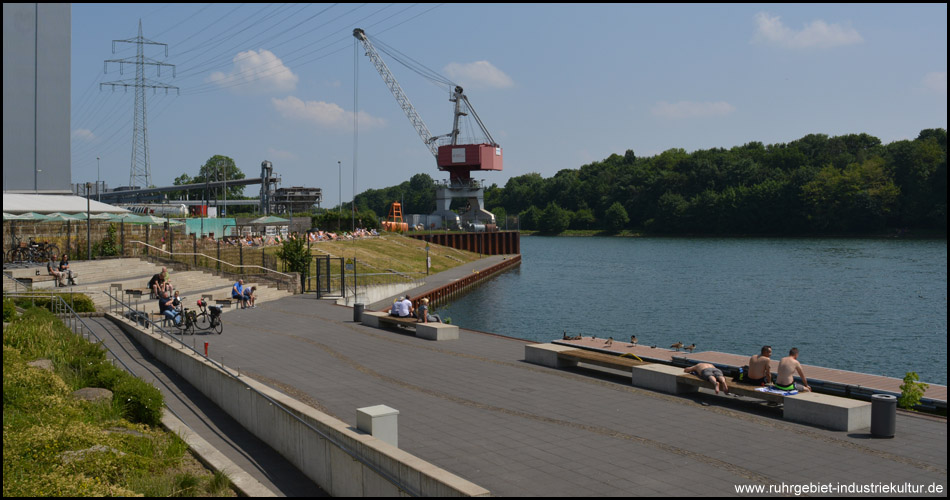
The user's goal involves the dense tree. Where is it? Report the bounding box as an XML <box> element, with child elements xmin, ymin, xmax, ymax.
<box><xmin>345</xmin><ymin>129</ymin><xmax>945</xmax><ymax>235</ymax></box>
<box><xmin>604</xmin><ymin>202</ymin><xmax>629</xmax><ymax>232</ymax></box>
<box><xmin>539</xmin><ymin>202</ymin><xmax>571</xmax><ymax>234</ymax></box>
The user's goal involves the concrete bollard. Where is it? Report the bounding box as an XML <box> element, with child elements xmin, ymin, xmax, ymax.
<box><xmin>357</xmin><ymin>405</ymin><xmax>399</xmax><ymax>447</ymax></box>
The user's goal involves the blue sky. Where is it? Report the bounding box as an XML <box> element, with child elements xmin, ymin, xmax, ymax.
<box><xmin>70</xmin><ymin>3</ymin><xmax>947</xmax><ymax>207</ymax></box>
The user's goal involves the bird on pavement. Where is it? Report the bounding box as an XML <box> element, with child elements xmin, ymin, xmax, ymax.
<box><xmin>671</xmin><ymin>341</ymin><xmax>684</xmax><ymax>351</ymax></box>
<box><xmin>685</xmin><ymin>343</ymin><xmax>696</xmax><ymax>353</ymax></box>
<box><xmin>605</xmin><ymin>337</ymin><xmax>613</xmax><ymax>347</ymax></box>
<box><xmin>630</xmin><ymin>335</ymin><xmax>638</xmax><ymax>346</ymax></box>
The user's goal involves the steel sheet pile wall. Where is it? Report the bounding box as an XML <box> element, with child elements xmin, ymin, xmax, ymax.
<box><xmin>411</xmin><ymin>231</ymin><xmax>519</xmax><ymax>256</ymax></box>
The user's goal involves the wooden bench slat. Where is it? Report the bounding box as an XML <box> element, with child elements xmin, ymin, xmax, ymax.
<box><xmin>676</xmin><ymin>374</ymin><xmax>785</xmax><ymax>402</ymax></box>
<box><xmin>558</xmin><ymin>349</ymin><xmax>647</xmax><ymax>370</ymax></box>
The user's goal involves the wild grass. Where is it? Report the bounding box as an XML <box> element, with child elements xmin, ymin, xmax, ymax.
<box><xmin>2</xmin><ymin>304</ymin><xmax>235</xmax><ymax>497</ymax></box>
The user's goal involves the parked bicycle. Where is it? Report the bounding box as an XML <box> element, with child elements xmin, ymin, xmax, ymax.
<box><xmin>6</xmin><ymin>237</ymin><xmax>60</xmax><ymax>264</ymax></box>
<box><xmin>190</xmin><ymin>299</ymin><xmax>224</xmax><ymax>334</ymax></box>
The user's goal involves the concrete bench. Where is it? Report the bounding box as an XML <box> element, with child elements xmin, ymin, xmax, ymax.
<box><xmin>629</xmin><ymin>364</ymin><xmax>870</xmax><ymax>431</ymax></box>
<box><xmin>362</xmin><ymin>311</ymin><xmax>459</xmax><ymax>341</ymax></box>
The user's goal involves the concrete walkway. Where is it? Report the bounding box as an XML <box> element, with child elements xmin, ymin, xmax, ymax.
<box><xmin>198</xmin><ymin>256</ymin><xmax>946</xmax><ymax>497</ymax></box>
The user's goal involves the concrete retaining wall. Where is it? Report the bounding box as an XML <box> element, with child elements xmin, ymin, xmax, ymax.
<box><xmin>107</xmin><ymin>313</ymin><xmax>489</xmax><ymax>497</ymax></box>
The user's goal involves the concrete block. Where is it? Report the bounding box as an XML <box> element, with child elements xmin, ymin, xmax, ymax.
<box><xmin>415</xmin><ymin>322</ymin><xmax>459</xmax><ymax>341</ymax></box>
<box><xmin>524</xmin><ymin>343</ymin><xmax>579</xmax><ymax>369</ymax></box>
<box><xmin>631</xmin><ymin>363</ymin><xmax>698</xmax><ymax>394</ymax></box>
<box><xmin>783</xmin><ymin>392</ymin><xmax>871</xmax><ymax>431</ymax></box>
<box><xmin>362</xmin><ymin>311</ymin><xmax>388</xmax><ymax>328</ymax></box>
<box><xmin>357</xmin><ymin>405</ymin><xmax>400</xmax><ymax>448</ymax></box>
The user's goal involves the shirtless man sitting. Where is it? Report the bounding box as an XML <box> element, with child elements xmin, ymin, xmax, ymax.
<box><xmin>684</xmin><ymin>362</ymin><xmax>729</xmax><ymax>395</ymax></box>
<box><xmin>746</xmin><ymin>345</ymin><xmax>773</xmax><ymax>386</ymax></box>
<box><xmin>774</xmin><ymin>347</ymin><xmax>811</xmax><ymax>392</ymax></box>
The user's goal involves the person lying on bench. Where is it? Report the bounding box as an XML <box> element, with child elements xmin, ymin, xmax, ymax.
<box><xmin>685</xmin><ymin>362</ymin><xmax>729</xmax><ymax>395</ymax></box>
<box><xmin>774</xmin><ymin>347</ymin><xmax>811</xmax><ymax>392</ymax></box>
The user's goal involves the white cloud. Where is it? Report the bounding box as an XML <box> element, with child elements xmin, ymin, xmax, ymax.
<box><xmin>266</xmin><ymin>147</ymin><xmax>297</xmax><ymax>161</ymax></box>
<box><xmin>271</xmin><ymin>96</ymin><xmax>385</xmax><ymax>130</ymax></box>
<box><xmin>923</xmin><ymin>71</ymin><xmax>947</xmax><ymax>94</ymax></box>
<box><xmin>443</xmin><ymin>61</ymin><xmax>514</xmax><ymax>89</ymax></box>
<box><xmin>651</xmin><ymin>101</ymin><xmax>736</xmax><ymax>119</ymax></box>
<box><xmin>72</xmin><ymin>128</ymin><xmax>95</xmax><ymax>141</ymax></box>
<box><xmin>752</xmin><ymin>12</ymin><xmax>863</xmax><ymax>49</ymax></box>
<box><xmin>208</xmin><ymin>49</ymin><xmax>298</xmax><ymax>93</ymax></box>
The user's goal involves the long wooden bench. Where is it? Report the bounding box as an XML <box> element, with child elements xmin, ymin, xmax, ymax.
<box><xmin>558</xmin><ymin>348</ymin><xmax>648</xmax><ymax>371</ymax></box>
<box><xmin>526</xmin><ymin>343</ymin><xmax>647</xmax><ymax>371</ymax></box>
<box><xmin>676</xmin><ymin>373</ymin><xmax>785</xmax><ymax>403</ymax></box>
<box><xmin>362</xmin><ymin>311</ymin><xmax>459</xmax><ymax>340</ymax></box>
<box><xmin>628</xmin><ymin>364</ymin><xmax>871</xmax><ymax>431</ymax></box>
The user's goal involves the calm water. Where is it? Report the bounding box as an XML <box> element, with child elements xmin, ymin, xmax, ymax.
<box><xmin>440</xmin><ymin>236</ymin><xmax>948</xmax><ymax>385</ymax></box>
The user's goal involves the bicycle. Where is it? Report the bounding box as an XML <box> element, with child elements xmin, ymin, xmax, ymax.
<box><xmin>191</xmin><ymin>299</ymin><xmax>224</xmax><ymax>334</ymax></box>
<box><xmin>6</xmin><ymin>237</ymin><xmax>59</xmax><ymax>264</ymax></box>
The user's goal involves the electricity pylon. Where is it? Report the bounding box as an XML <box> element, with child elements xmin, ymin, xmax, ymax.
<box><xmin>101</xmin><ymin>20</ymin><xmax>178</xmax><ymax>189</ymax></box>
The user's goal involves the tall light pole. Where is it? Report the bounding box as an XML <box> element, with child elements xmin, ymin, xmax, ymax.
<box><xmin>338</xmin><ymin>160</ymin><xmax>342</xmax><ymax>230</ymax></box>
<box><xmin>86</xmin><ymin>182</ymin><xmax>92</xmax><ymax>260</ymax></box>
<box><xmin>96</xmin><ymin>156</ymin><xmax>101</xmax><ymax>202</ymax></box>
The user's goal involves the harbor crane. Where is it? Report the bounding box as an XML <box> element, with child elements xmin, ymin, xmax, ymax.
<box><xmin>353</xmin><ymin>28</ymin><xmax>502</xmax><ymax>228</ymax></box>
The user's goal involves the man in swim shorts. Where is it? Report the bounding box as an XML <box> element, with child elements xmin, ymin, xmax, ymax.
<box><xmin>774</xmin><ymin>347</ymin><xmax>812</xmax><ymax>392</ymax></box>
<box><xmin>684</xmin><ymin>362</ymin><xmax>729</xmax><ymax>395</ymax></box>
<box><xmin>746</xmin><ymin>345</ymin><xmax>773</xmax><ymax>386</ymax></box>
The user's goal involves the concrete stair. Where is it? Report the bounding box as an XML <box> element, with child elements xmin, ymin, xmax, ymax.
<box><xmin>4</xmin><ymin>258</ymin><xmax>293</xmax><ymax>315</ymax></box>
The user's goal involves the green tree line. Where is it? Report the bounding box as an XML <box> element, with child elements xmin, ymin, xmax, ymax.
<box><xmin>355</xmin><ymin>129</ymin><xmax>946</xmax><ymax>235</ymax></box>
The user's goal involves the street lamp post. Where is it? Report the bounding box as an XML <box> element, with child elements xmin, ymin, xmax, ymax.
<box><xmin>96</xmin><ymin>156</ymin><xmax>101</xmax><ymax>202</ymax></box>
<box><xmin>86</xmin><ymin>182</ymin><xmax>92</xmax><ymax>260</ymax></box>
<box><xmin>338</xmin><ymin>161</ymin><xmax>342</xmax><ymax>230</ymax></box>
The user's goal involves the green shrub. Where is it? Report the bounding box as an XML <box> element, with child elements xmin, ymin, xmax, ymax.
<box><xmin>899</xmin><ymin>372</ymin><xmax>930</xmax><ymax>410</ymax></box>
<box><xmin>113</xmin><ymin>376</ymin><xmax>164</xmax><ymax>427</ymax></box>
<box><xmin>2</xmin><ymin>297</ymin><xmax>15</xmax><ymax>322</ymax></box>
<box><xmin>13</xmin><ymin>293</ymin><xmax>96</xmax><ymax>313</ymax></box>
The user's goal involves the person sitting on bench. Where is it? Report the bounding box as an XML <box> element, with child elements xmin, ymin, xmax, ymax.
<box><xmin>685</xmin><ymin>362</ymin><xmax>729</xmax><ymax>395</ymax></box>
<box><xmin>232</xmin><ymin>279</ymin><xmax>249</xmax><ymax>309</ymax></box>
<box><xmin>148</xmin><ymin>267</ymin><xmax>167</xmax><ymax>298</ymax></box>
<box><xmin>59</xmin><ymin>254</ymin><xmax>78</xmax><ymax>285</ymax></box>
<box><xmin>774</xmin><ymin>348</ymin><xmax>812</xmax><ymax>392</ymax></box>
<box><xmin>243</xmin><ymin>286</ymin><xmax>257</xmax><ymax>308</ymax></box>
<box><xmin>158</xmin><ymin>290</ymin><xmax>181</xmax><ymax>326</ymax></box>
<box><xmin>47</xmin><ymin>255</ymin><xmax>66</xmax><ymax>287</ymax></box>
<box><xmin>415</xmin><ymin>297</ymin><xmax>442</xmax><ymax>323</ymax></box>
<box><xmin>389</xmin><ymin>295</ymin><xmax>413</xmax><ymax>318</ymax></box>
<box><xmin>745</xmin><ymin>345</ymin><xmax>773</xmax><ymax>386</ymax></box>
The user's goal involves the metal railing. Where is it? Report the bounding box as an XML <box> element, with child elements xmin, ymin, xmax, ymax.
<box><xmin>102</xmin><ymin>290</ymin><xmax>419</xmax><ymax>496</ymax></box>
<box><xmin>127</xmin><ymin>240</ymin><xmax>292</xmax><ymax>279</ymax></box>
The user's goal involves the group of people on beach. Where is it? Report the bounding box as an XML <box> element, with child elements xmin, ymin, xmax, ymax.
<box><xmin>388</xmin><ymin>294</ymin><xmax>442</xmax><ymax>323</ymax></box>
<box><xmin>685</xmin><ymin>346</ymin><xmax>811</xmax><ymax>395</ymax></box>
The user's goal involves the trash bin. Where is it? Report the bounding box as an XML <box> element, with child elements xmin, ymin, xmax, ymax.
<box><xmin>353</xmin><ymin>303</ymin><xmax>364</xmax><ymax>323</ymax></box>
<box><xmin>870</xmin><ymin>394</ymin><xmax>897</xmax><ymax>438</ymax></box>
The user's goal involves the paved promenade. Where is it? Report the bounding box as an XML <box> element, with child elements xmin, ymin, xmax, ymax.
<box><xmin>197</xmin><ymin>256</ymin><xmax>946</xmax><ymax>496</ymax></box>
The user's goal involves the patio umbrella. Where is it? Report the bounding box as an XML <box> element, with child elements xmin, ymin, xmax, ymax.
<box><xmin>17</xmin><ymin>212</ymin><xmax>50</xmax><ymax>220</ymax></box>
<box><xmin>69</xmin><ymin>212</ymin><xmax>113</xmax><ymax>220</ymax></box>
<box><xmin>38</xmin><ymin>214</ymin><xmax>76</xmax><ymax>222</ymax></box>
<box><xmin>46</xmin><ymin>212</ymin><xmax>85</xmax><ymax>220</ymax></box>
<box><xmin>3</xmin><ymin>213</ymin><xmax>33</xmax><ymax>221</ymax></box>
